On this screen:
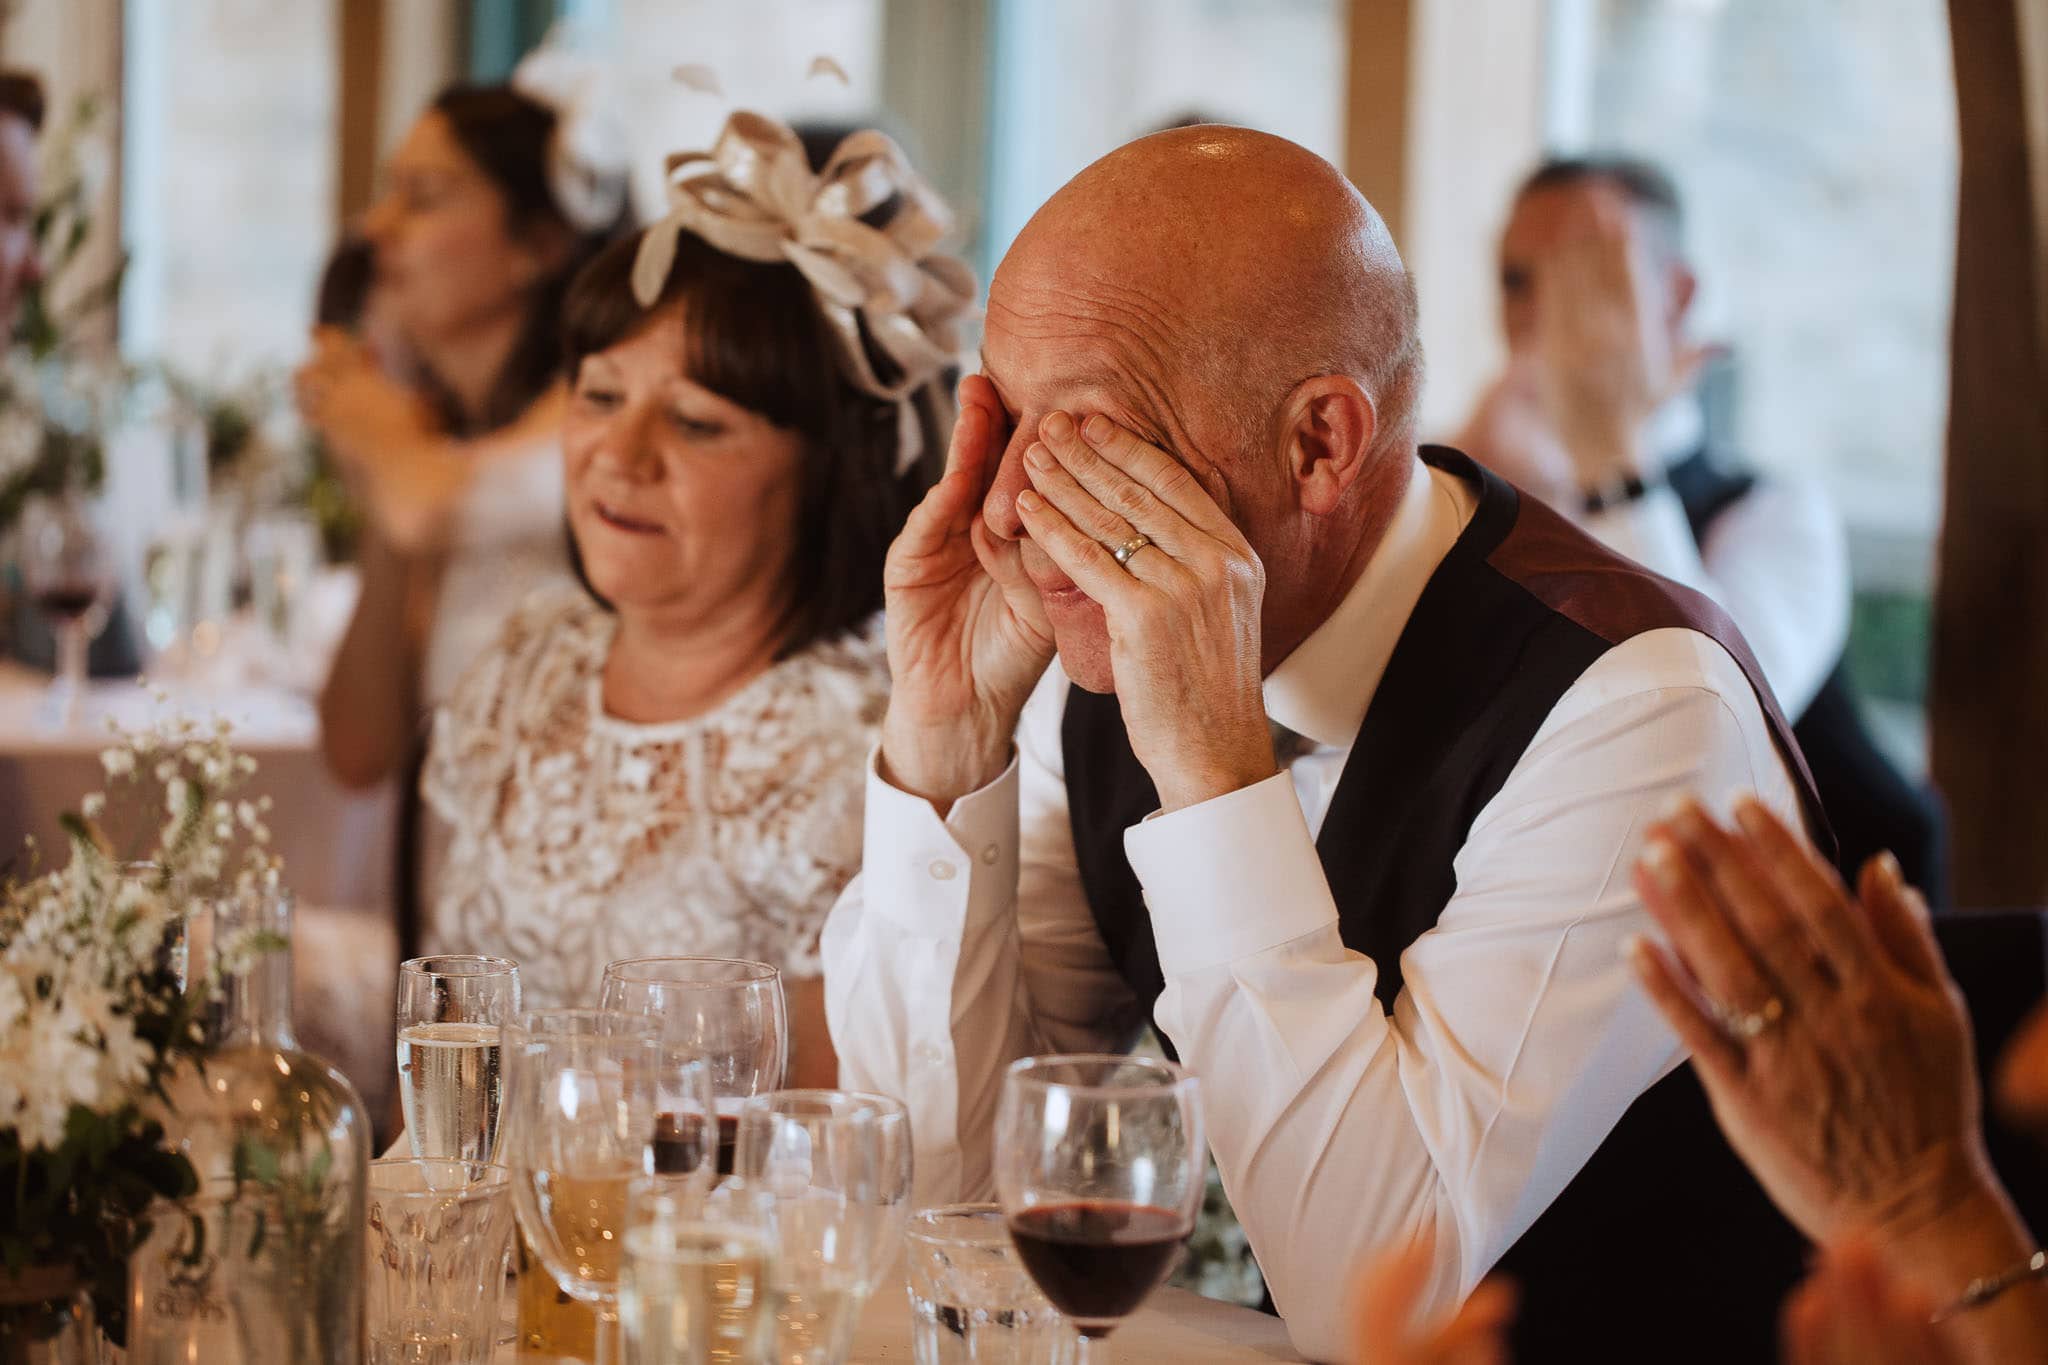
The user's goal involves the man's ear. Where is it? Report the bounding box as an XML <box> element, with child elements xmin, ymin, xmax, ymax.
<box><xmin>1282</xmin><ymin>376</ymin><xmax>1378</xmax><ymax>516</ymax></box>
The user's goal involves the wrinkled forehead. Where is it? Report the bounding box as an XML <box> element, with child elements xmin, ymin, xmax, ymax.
<box><xmin>981</xmin><ymin>246</ymin><xmax>1195</xmax><ymax>450</ymax></box>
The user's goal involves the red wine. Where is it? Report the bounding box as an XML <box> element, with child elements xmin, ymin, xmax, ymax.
<box><xmin>1007</xmin><ymin>1201</ymin><xmax>1188</xmax><ymax>1333</ymax></box>
<box><xmin>652</xmin><ymin>1112</ymin><xmax>708</xmax><ymax>1176</ymax></box>
<box><xmin>714</xmin><ymin>1112</ymin><xmax>738</xmax><ymax>1177</ymax></box>
<box><xmin>649</xmin><ymin>1112</ymin><xmax>739</xmax><ymax>1177</ymax></box>
<box><xmin>33</xmin><ymin>585</ymin><xmax>98</xmax><ymax>622</ymax></box>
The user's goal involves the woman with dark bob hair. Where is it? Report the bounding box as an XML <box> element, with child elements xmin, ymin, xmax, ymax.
<box><xmin>418</xmin><ymin>112</ymin><xmax>972</xmax><ymax>1083</ymax></box>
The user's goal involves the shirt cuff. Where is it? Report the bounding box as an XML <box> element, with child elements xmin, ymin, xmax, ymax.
<box><xmin>861</xmin><ymin>744</ymin><xmax>1019</xmax><ymax>936</ymax></box>
<box><xmin>1124</xmin><ymin>771</ymin><xmax>1340</xmax><ymax>977</ymax></box>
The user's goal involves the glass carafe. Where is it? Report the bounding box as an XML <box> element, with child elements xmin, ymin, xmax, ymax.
<box><xmin>129</xmin><ymin>885</ymin><xmax>369</xmax><ymax>1364</ymax></box>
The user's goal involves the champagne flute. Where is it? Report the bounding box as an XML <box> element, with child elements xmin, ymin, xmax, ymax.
<box><xmin>618</xmin><ymin>1174</ymin><xmax>776</xmax><ymax>1364</ymax></box>
<box><xmin>396</xmin><ymin>955</ymin><xmax>520</xmax><ymax>1162</ymax></box>
<box><xmin>733</xmin><ymin>1090</ymin><xmax>913</xmax><ymax>1365</ymax></box>
<box><xmin>601</xmin><ymin>957</ymin><xmax>788</xmax><ymax>1177</ymax></box>
<box><xmin>994</xmin><ymin>1056</ymin><xmax>1205</xmax><ymax>1358</ymax></box>
<box><xmin>503</xmin><ymin>1009</ymin><xmax>660</xmax><ymax>1365</ymax></box>
<box><xmin>20</xmin><ymin>493</ymin><xmax>112</xmax><ymax>726</ymax></box>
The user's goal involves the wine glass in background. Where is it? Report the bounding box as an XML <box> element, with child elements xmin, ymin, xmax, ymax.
<box><xmin>994</xmin><ymin>1056</ymin><xmax>1205</xmax><ymax>1357</ymax></box>
<box><xmin>600</xmin><ymin>957</ymin><xmax>787</xmax><ymax>1179</ymax></box>
<box><xmin>618</xmin><ymin>1174</ymin><xmax>776</xmax><ymax>1364</ymax></box>
<box><xmin>20</xmin><ymin>494</ymin><xmax>112</xmax><ymax>725</ymax></box>
<box><xmin>733</xmin><ymin>1090</ymin><xmax>913</xmax><ymax>1365</ymax></box>
<box><xmin>244</xmin><ymin>509</ymin><xmax>321</xmax><ymax>660</ymax></box>
<box><xmin>396</xmin><ymin>955</ymin><xmax>520</xmax><ymax>1163</ymax></box>
<box><xmin>502</xmin><ymin>1009</ymin><xmax>659</xmax><ymax>1365</ymax></box>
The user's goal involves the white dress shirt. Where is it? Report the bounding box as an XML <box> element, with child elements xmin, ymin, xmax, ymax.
<box><xmin>1580</xmin><ymin>399</ymin><xmax>1850</xmax><ymax>718</ymax></box>
<box><xmin>821</xmin><ymin>454</ymin><xmax>1803</xmax><ymax>1361</ymax></box>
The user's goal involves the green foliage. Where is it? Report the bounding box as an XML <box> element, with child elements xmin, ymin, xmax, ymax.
<box><xmin>1845</xmin><ymin>589</ymin><xmax>1933</xmax><ymax>704</ymax></box>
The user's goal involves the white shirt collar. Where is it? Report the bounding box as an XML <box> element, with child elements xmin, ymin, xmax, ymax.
<box><xmin>1261</xmin><ymin>454</ymin><xmax>1475</xmax><ymax>751</ymax></box>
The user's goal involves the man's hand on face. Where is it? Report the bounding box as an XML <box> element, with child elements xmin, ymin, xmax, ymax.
<box><xmin>1530</xmin><ymin>193</ymin><xmax>1710</xmax><ymax>488</ymax></box>
<box><xmin>877</xmin><ymin>373</ymin><xmax>1058</xmax><ymax>807</ymax></box>
<box><xmin>1014</xmin><ymin>411</ymin><xmax>1276</xmax><ymax>813</ymax></box>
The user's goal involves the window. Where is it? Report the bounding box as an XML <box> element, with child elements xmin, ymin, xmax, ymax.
<box><xmin>1551</xmin><ymin>0</ymin><xmax>1958</xmax><ymax>761</ymax></box>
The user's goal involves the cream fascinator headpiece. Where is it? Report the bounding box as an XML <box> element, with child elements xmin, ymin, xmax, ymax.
<box><xmin>631</xmin><ymin>111</ymin><xmax>978</xmax><ymax>475</ymax></box>
<box><xmin>510</xmin><ymin>42</ymin><xmax>632</xmax><ymax>234</ymax></box>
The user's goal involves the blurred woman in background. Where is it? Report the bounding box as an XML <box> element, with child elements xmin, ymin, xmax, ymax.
<box><xmin>298</xmin><ymin>72</ymin><xmax>629</xmax><ymax>795</ymax></box>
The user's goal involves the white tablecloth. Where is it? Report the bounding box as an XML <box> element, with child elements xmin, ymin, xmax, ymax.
<box><xmin>497</xmin><ymin>1285</ymin><xmax>1306</xmax><ymax>1363</ymax></box>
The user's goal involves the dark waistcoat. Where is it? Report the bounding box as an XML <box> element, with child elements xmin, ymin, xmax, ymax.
<box><xmin>1061</xmin><ymin>448</ymin><xmax>1826</xmax><ymax>1362</ymax></box>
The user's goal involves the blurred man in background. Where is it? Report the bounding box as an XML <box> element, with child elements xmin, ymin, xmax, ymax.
<box><xmin>1458</xmin><ymin>156</ymin><xmax>1945</xmax><ymax>898</ymax></box>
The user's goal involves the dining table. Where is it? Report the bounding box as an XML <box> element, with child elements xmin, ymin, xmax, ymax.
<box><xmin>496</xmin><ymin>1283</ymin><xmax>1310</xmax><ymax>1363</ymax></box>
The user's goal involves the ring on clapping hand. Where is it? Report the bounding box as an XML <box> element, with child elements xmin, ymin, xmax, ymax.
<box><xmin>1709</xmin><ymin>994</ymin><xmax>1786</xmax><ymax>1042</ymax></box>
<box><xmin>1112</xmin><ymin>533</ymin><xmax>1154</xmax><ymax>568</ymax></box>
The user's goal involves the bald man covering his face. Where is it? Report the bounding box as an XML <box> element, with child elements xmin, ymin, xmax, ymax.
<box><xmin>823</xmin><ymin>128</ymin><xmax>1826</xmax><ymax>1360</ymax></box>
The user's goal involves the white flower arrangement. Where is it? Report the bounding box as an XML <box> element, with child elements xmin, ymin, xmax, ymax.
<box><xmin>0</xmin><ymin>711</ymin><xmax>277</xmax><ymax>1344</ymax></box>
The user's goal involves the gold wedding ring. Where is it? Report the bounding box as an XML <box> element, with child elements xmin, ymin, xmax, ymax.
<box><xmin>1112</xmin><ymin>533</ymin><xmax>1153</xmax><ymax>568</ymax></box>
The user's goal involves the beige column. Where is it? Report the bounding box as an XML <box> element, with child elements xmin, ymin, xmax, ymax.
<box><xmin>1343</xmin><ymin>0</ymin><xmax>1549</xmax><ymax>435</ymax></box>
<box><xmin>1931</xmin><ymin>0</ymin><xmax>2048</xmax><ymax>907</ymax></box>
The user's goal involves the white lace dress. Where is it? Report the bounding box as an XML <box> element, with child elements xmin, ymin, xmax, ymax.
<box><xmin>420</xmin><ymin>586</ymin><xmax>889</xmax><ymax>1009</ymax></box>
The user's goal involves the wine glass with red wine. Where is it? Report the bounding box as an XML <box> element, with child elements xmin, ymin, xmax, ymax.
<box><xmin>995</xmin><ymin>1055</ymin><xmax>1205</xmax><ymax>1355</ymax></box>
<box><xmin>20</xmin><ymin>494</ymin><xmax>112</xmax><ymax>725</ymax></box>
<box><xmin>599</xmin><ymin>957</ymin><xmax>786</xmax><ymax>1180</ymax></box>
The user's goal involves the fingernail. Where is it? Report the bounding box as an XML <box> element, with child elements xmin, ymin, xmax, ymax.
<box><xmin>1016</xmin><ymin>489</ymin><xmax>1042</xmax><ymax>512</ymax></box>
<box><xmin>1620</xmin><ymin>932</ymin><xmax>1652</xmax><ymax>967</ymax></box>
<box><xmin>1643</xmin><ymin>838</ymin><xmax>1681</xmax><ymax>887</ymax></box>
<box><xmin>1876</xmin><ymin>850</ymin><xmax>1903</xmax><ymax>888</ymax></box>
<box><xmin>1082</xmin><ymin>414</ymin><xmax>1114</xmax><ymax>444</ymax></box>
<box><xmin>1731</xmin><ymin>791</ymin><xmax>1768</xmax><ymax>835</ymax></box>
<box><xmin>1041</xmin><ymin>410</ymin><xmax>1074</xmax><ymax>442</ymax></box>
<box><xmin>1025</xmin><ymin>442</ymin><xmax>1054</xmax><ymax>471</ymax></box>
<box><xmin>1657</xmin><ymin>791</ymin><xmax>1694</xmax><ymax>825</ymax></box>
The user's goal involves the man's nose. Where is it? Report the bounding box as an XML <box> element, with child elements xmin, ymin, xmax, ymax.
<box><xmin>981</xmin><ymin>428</ymin><xmax>1035</xmax><ymax>542</ymax></box>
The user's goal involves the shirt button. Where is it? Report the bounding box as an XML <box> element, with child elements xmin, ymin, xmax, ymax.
<box><xmin>929</xmin><ymin>859</ymin><xmax>957</xmax><ymax>881</ymax></box>
<box><xmin>980</xmin><ymin>843</ymin><xmax>1000</xmax><ymax>865</ymax></box>
<box><xmin>913</xmin><ymin>1043</ymin><xmax>944</xmax><ymax>1069</ymax></box>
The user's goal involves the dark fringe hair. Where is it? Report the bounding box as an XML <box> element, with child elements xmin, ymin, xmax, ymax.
<box><xmin>560</xmin><ymin>228</ymin><xmax>947</xmax><ymax>658</ymax></box>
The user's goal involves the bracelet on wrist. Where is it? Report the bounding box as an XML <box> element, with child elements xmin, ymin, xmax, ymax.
<box><xmin>1930</xmin><ymin>1249</ymin><xmax>2048</xmax><ymax>1323</ymax></box>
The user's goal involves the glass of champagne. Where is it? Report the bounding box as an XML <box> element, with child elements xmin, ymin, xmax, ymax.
<box><xmin>733</xmin><ymin>1090</ymin><xmax>914</xmax><ymax>1365</ymax></box>
<box><xmin>619</xmin><ymin>1175</ymin><xmax>776</xmax><ymax>1365</ymax></box>
<box><xmin>503</xmin><ymin>1009</ymin><xmax>660</xmax><ymax>1365</ymax></box>
<box><xmin>396</xmin><ymin>955</ymin><xmax>520</xmax><ymax>1162</ymax></box>
<box><xmin>994</xmin><ymin>1056</ymin><xmax>1205</xmax><ymax>1358</ymax></box>
<box><xmin>600</xmin><ymin>957</ymin><xmax>787</xmax><ymax>1178</ymax></box>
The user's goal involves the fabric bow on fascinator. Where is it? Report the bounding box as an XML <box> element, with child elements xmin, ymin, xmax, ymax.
<box><xmin>631</xmin><ymin>111</ymin><xmax>978</xmax><ymax>474</ymax></box>
<box><xmin>510</xmin><ymin>42</ymin><xmax>633</xmax><ymax>234</ymax></box>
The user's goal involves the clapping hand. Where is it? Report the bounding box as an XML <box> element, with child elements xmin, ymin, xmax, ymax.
<box><xmin>1529</xmin><ymin>192</ymin><xmax>1710</xmax><ymax>486</ymax></box>
<box><xmin>1350</xmin><ymin>1239</ymin><xmax>1516</xmax><ymax>1365</ymax></box>
<box><xmin>877</xmin><ymin>374</ymin><xmax>1057</xmax><ymax>805</ymax></box>
<box><xmin>294</xmin><ymin>326</ymin><xmax>468</xmax><ymax>555</ymax></box>
<box><xmin>1014</xmin><ymin>411</ymin><xmax>1275</xmax><ymax>813</ymax></box>
<box><xmin>1626</xmin><ymin>796</ymin><xmax>1989</xmax><ymax>1249</ymax></box>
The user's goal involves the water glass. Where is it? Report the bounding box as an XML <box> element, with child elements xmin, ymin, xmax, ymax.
<box><xmin>601</xmin><ymin>957</ymin><xmax>788</xmax><ymax>1177</ymax></box>
<box><xmin>619</xmin><ymin>1176</ymin><xmax>775</xmax><ymax>1365</ymax></box>
<box><xmin>908</xmin><ymin>1204</ymin><xmax>1079</xmax><ymax>1365</ymax></box>
<box><xmin>733</xmin><ymin>1090</ymin><xmax>914</xmax><ymax>1365</ymax></box>
<box><xmin>396</xmin><ymin>955</ymin><xmax>520</xmax><ymax>1163</ymax></box>
<box><xmin>365</xmin><ymin>1160</ymin><xmax>515</xmax><ymax>1365</ymax></box>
